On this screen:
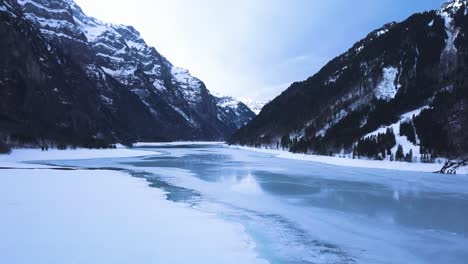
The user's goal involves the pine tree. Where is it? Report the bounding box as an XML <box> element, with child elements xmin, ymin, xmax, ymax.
<box><xmin>396</xmin><ymin>144</ymin><xmax>404</xmax><ymax>161</ymax></box>
<box><xmin>404</xmin><ymin>149</ymin><xmax>413</xmax><ymax>162</ymax></box>
<box><xmin>280</xmin><ymin>135</ymin><xmax>290</xmax><ymax>149</ymax></box>
<box><xmin>400</xmin><ymin>121</ymin><xmax>417</xmax><ymax>144</ymax></box>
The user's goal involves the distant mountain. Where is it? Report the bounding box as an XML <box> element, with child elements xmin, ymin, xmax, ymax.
<box><xmin>231</xmin><ymin>0</ymin><xmax>468</xmax><ymax>161</ymax></box>
<box><xmin>238</xmin><ymin>98</ymin><xmax>267</xmax><ymax>115</ymax></box>
<box><xmin>214</xmin><ymin>95</ymin><xmax>256</xmax><ymax>129</ymax></box>
<box><xmin>0</xmin><ymin>0</ymin><xmax>254</xmax><ymax>147</ymax></box>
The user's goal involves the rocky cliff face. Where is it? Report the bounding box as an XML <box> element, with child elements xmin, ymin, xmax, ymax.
<box><xmin>0</xmin><ymin>0</ymin><xmax>255</xmax><ymax>147</ymax></box>
<box><xmin>231</xmin><ymin>0</ymin><xmax>468</xmax><ymax>160</ymax></box>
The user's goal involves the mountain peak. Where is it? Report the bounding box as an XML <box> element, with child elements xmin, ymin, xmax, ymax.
<box><xmin>213</xmin><ymin>94</ymin><xmax>256</xmax><ymax>129</ymax></box>
<box><xmin>441</xmin><ymin>0</ymin><xmax>467</xmax><ymax>13</ymax></box>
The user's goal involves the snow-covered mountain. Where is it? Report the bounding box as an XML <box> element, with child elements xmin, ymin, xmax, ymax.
<box><xmin>214</xmin><ymin>95</ymin><xmax>256</xmax><ymax>129</ymax></box>
<box><xmin>0</xmin><ymin>0</ymin><xmax>254</xmax><ymax>146</ymax></box>
<box><xmin>237</xmin><ymin>98</ymin><xmax>267</xmax><ymax>115</ymax></box>
<box><xmin>231</xmin><ymin>0</ymin><xmax>468</xmax><ymax>161</ymax></box>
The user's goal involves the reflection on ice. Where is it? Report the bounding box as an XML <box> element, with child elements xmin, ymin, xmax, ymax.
<box><xmin>393</xmin><ymin>190</ymin><xmax>400</xmax><ymax>201</ymax></box>
<box><xmin>224</xmin><ymin>173</ymin><xmax>264</xmax><ymax>195</ymax></box>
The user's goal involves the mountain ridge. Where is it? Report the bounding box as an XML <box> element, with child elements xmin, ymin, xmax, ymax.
<box><xmin>0</xmin><ymin>0</ymin><xmax>255</xmax><ymax>147</ymax></box>
<box><xmin>230</xmin><ymin>0</ymin><xmax>468</xmax><ymax>162</ymax></box>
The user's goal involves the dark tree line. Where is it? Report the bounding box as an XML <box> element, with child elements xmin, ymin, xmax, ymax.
<box><xmin>400</xmin><ymin>120</ymin><xmax>417</xmax><ymax>145</ymax></box>
<box><xmin>281</xmin><ymin>135</ymin><xmax>310</xmax><ymax>154</ymax></box>
<box><xmin>354</xmin><ymin>128</ymin><xmax>396</xmax><ymax>160</ymax></box>
<box><xmin>0</xmin><ymin>140</ymin><xmax>11</xmax><ymax>154</ymax></box>
<box><xmin>0</xmin><ymin>132</ymin><xmax>118</xmax><ymax>152</ymax></box>
<box><xmin>395</xmin><ymin>144</ymin><xmax>414</xmax><ymax>162</ymax></box>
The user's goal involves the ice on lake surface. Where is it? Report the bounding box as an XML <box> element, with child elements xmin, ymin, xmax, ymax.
<box><xmin>4</xmin><ymin>143</ymin><xmax>468</xmax><ymax>264</ymax></box>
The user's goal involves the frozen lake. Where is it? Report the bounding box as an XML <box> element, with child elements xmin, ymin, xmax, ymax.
<box><xmin>3</xmin><ymin>143</ymin><xmax>468</xmax><ymax>264</ymax></box>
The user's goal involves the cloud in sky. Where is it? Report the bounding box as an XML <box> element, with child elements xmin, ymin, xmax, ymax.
<box><xmin>74</xmin><ymin>0</ymin><xmax>445</xmax><ymax>101</ymax></box>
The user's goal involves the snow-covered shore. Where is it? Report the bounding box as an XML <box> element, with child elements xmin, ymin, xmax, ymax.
<box><xmin>0</xmin><ymin>147</ymin><xmax>267</xmax><ymax>264</ymax></box>
<box><xmin>133</xmin><ymin>141</ymin><xmax>224</xmax><ymax>147</ymax></box>
<box><xmin>0</xmin><ymin>147</ymin><xmax>159</xmax><ymax>168</ymax></box>
<box><xmin>231</xmin><ymin>145</ymin><xmax>468</xmax><ymax>175</ymax></box>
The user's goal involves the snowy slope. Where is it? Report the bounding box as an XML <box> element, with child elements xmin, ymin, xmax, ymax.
<box><xmin>238</xmin><ymin>98</ymin><xmax>267</xmax><ymax>115</ymax></box>
<box><xmin>361</xmin><ymin>106</ymin><xmax>430</xmax><ymax>161</ymax></box>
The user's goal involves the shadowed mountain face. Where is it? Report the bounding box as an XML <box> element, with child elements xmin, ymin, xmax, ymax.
<box><xmin>231</xmin><ymin>0</ymin><xmax>468</xmax><ymax>159</ymax></box>
<box><xmin>0</xmin><ymin>0</ymin><xmax>254</xmax><ymax>147</ymax></box>
<box><xmin>215</xmin><ymin>96</ymin><xmax>257</xmax><ymax>130</ymax></box>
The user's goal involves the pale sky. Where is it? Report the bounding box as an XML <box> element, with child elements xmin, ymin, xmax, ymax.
<box><xmin>74</xmin><ymin>0</ymin><xmax>445</xmax><ymax>101</ymax></box>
